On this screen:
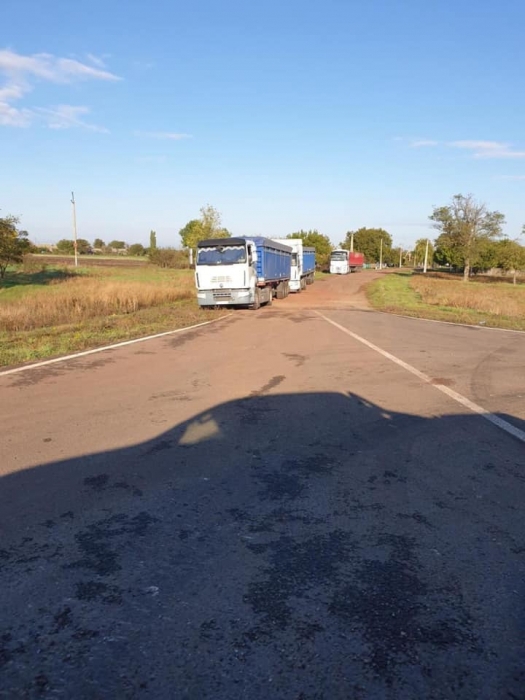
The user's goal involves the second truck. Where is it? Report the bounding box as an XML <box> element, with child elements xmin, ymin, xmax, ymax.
<box><xmin>271</xmin><ymin>238</ymin><xmax>316</xmax><ymax>292</ymax></box>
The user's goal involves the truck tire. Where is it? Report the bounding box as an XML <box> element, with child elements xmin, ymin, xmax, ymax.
<box><xmin>276</xmin><ymin>282</ymin><xmax>285</xmax><ymax>300</ymax></box>
<box><xmin>251</xmin><ymin>288</ymin><xmax>260</xmax><ymax>310</ymax></box>
<box><xmin>266</xmin><ymin>288</ymin><xmax>273</xmax><ymax>306</ymax></box>
<box><xmin>300</xmin><ymin>277</ymin><xmax>307</xmax><ymax>290</ymax></box>
<box><xmin>284</xmin><ymin>281</ymin><xmax>290</xmax><ymax>297</ymax></box>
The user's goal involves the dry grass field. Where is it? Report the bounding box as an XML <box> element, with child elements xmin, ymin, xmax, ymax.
<box><xmin>368</xmin><ymin>271</ymin><xmax>525</xmax><ymax>331</ymax></box>
<box><xmin>0</xmin><ymin>264</ymin><xmax>220</xmax><ymax>367</ymax></box>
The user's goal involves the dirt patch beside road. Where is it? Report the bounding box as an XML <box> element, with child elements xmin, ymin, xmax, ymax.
<box><xmin>278</xmin><ymin>270</ymin><xmax>383</xmax><ymax>310</ymax></box>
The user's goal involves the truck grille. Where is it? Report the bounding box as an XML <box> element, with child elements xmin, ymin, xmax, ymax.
<box><xmin>212</xmin><ymin>289</ymin><xmax>232</xmax><ymax>299</ymax></box>
<box><xmin>211</xmin><ymin>275</ymin><xmax>233</xmax><ymax>284</ymax></box>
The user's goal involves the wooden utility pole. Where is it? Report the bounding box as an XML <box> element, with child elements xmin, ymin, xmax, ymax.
<box><xmin>423</xmin><ymin>238</ymin><xmax>429</xmax><ymax>273</ymax></box>
<box><xmin>71</xmin><ymin>192</ymin><xmax>78</xmax><ymax>268</ymax></box>
<box><xmin>379</xmin><ymin>238</ymin><xmax>383</xmax><ymax>269</ymax></box>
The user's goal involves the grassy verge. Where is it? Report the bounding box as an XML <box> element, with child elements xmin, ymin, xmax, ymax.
<box><xmin>367</xmin><ymin>271</ymin><xmax>525</xmax><ymax>331</ymax></box>
<box><xmin>0</xmin><ymin>265</ymin><xmax>223</xmax><ymax>367</ymax></box>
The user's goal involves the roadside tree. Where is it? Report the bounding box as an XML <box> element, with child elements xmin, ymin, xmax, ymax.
<box><xmin>430</xmin><ymin>194</ymin><xmax>504</xmax><ymax>281</ymax></box>
<box><xmin>55</xmin><ymin>239</ymin><xmax>75</xmax><ymax>255</ymax></box>
<box><xmin>496</xmin><ymin>239</ymin><xmax>525</xmax><ymax>284</ymax></box>
<box><xmin>413</xmin><ymin>238</ymin><xmax>434</xmax><ymax>268</ymax></box>
<box><xmin>109</xmin><ymin>240</ymin><xmax>126</xmax><ymax>250</ymax></box>
<box><xmin>77</xmin><ymin>239</ymin><xmax>91</xmax><ymax>254</ymax></box>
<box><xmin>179</xmin><ymin>205</ymin><xmax>230</xmax><ymax>250</ymax></box>
<box><xmin>0</xmin><ymin>214</ymin><xmax>30</xmax><ymax>278</ymax></box>
<box><xmin>128</xmin><ymin>243</ymin><xmax>146</xmax><ymax>256</ymax></box>
<box><xmin>341</xmin><ymin>228</ymin><xmax>393</xmax><ymax>264</ymax></box>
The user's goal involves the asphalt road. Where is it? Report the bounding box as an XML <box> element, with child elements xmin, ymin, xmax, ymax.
<box><xmin>1</xmin><ymin>273</ymin><xmax>524</xmax><ymax>699</ymax></box>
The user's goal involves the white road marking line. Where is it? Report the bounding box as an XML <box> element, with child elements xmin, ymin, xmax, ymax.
<box><xmin>0</xmin><ymin>315</ymin><xmax>232</xmax><ymax>378</ymax></box>
<box><xmin>372</xmin><ymin>308</ymin><xmax>525</xmax><ymax>334</ymax></box>
<box><xmin>317</xmin><ymin>312</ymin><xmax>525</xmax><ymax>444</ymax></box>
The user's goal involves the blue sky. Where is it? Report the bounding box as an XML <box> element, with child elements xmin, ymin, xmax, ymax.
<box><xmin>1</xmin><ymin>0</ymin><xmax>524</xmax><ymax>248</ymax></box>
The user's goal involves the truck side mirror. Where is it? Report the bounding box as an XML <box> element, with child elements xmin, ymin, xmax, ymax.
<box><xmin>251</xmin><ymin>250</ymin><xmax>258</xmax><ymax>263</ymax></box>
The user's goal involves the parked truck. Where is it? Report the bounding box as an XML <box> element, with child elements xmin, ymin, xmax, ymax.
<box><xmin>195</xmin><ymin>236</ymin><xmax>292</xmax><ymax>309</ymax></box>
<box><xmin>270</xmin><ymin>239</ymin><xmax>316</xmax><ymax>291</ymax></box>
<box><xmin>329</xmin><ymin>249</ymin><xmax>365</xmax><ymax>274</ymax></box>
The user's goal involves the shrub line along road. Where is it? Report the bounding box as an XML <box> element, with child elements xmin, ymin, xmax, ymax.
<box><xmin>1</xmin><ymin>272</ymin><xmax>524</xmax><ymax>699</ymax></box>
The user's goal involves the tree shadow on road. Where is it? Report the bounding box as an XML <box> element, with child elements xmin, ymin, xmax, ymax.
<box><xmin>1</xmin><ymin>392</ymin><xmax>524</xmax><ymax>700</ymax></box>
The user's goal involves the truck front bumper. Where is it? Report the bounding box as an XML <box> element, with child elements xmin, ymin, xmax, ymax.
<box><xmin>197</xmin><ymin>288</ymin><xmax>254</xmax><ymax>307</ymax></box>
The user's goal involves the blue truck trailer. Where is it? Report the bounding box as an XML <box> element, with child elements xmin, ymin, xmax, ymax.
<box><xmin>195</xmin><ymin>236</ymin><xmax>292</xmax><ymax>309</ymax></box>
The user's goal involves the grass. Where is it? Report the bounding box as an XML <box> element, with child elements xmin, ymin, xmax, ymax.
<box><xmin>367</xmin><ymin>271</ymin><xmax>525</xmax><ymax>331</ymax></box>
<box><xmin>0</xmin><ymin>264</ymin><xmax>222</xmax><ymax>367</ymax></box>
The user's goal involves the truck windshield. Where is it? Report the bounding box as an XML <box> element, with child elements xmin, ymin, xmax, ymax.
<box><xmin>331</xmin><ymin>251</ymin><xmax>348</xmax><ymax>261</ymax></box>
<box><xmin>197</xmin><ymin>245</ymin><xmax>246</xmax><ymax>265</ymax></box>
<box><xmin>291</xmin><ymin>252</ymin><xmax>298</xmax><ymax>265</ymax></box>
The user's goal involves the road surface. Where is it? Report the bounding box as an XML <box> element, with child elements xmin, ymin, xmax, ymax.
<box><xmin>1</xmin><ymin>272</ymin><xmax>524</xmax><ymax>699</ymax></box>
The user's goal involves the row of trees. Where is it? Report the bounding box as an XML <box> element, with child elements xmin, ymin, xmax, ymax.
<box><xmin>52</xmin><ymin>235</ymin><xmax>154</xmax><ymax>257</ymax></box>
<box><xmin>3</xmin><ymin>196</ymin><xmax>524</xmax><ymax>281</ymax></box>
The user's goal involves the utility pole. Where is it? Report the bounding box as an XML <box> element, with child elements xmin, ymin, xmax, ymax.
<box><xmin>71</xmin><ymin>191</ymin><xmax>78</xmax><ymax>268</ymax></box>
<box><xmin>350</xmin><ymin>232</ymin><xmax>354</xmax><ymax>253</ymax></box>
<box><xmin>423</xmin><ymin>238</ymin><xmax>429</xmax><ymax>273</ymax></box>
<box><xmin>399</xmin><ymin>247</ymin><xmax>402</xmax><ymax>268</ymax></box>
<box><xmin>379</xmin><ymin>238</ymin><xmax>383</xmax><ymax>270</ymax></box>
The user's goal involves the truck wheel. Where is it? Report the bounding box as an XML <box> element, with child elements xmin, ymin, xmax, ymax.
<box><xmin>276</xmin><ymin>282</ymin><xmax>284</xmax><ymax>300</ymax></box>
<box><xmin>251</xmin><ymin>289</ymin><xmax>260</xmax><ymax>310</ymax></box>
<box><xmin>266</xmin><ymin>288</ymin><xmax>273</xmax><ymax>306</ymax></box>
<box><xmin>284</xmin><ymin>281</ymin><xmax>290</xmax><ymax>297</ymax></box>
<box><xmin>301</xmin><ymin>277</ymin><xmax>307</xmax><ymax>290</ymax></box>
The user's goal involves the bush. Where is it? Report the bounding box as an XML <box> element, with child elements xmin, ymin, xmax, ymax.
<box><xmin>149</xmin><ymin>247</ymin><xmax>190</xmax><ymax>269</ymax></box>
<box><xmin>21</xmin><ymin>255</ymin><xmax>47</xmax><ymax>274</ymax></box>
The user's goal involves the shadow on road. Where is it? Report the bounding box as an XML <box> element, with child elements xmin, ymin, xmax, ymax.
<box><xmin>1</xmin><ymin>392</ymin><xmax>524</xmax><ymax>699</ymax></box>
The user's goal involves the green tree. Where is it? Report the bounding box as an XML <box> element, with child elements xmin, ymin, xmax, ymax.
<box><xmin>496</xmin><ymin>239</ymin><xmax>525</xmax><ymax>284</ymax></box>
<box><xmin>55</xmin><ymin>239</ymin><xmax>76</xmax><ymax>254</ymax></box>
<box><xmin>0</xmin><ymin>214</ymin><xmax>30</xmax><ymax>278</ymax></box>
<box><xmin>430</xmin><ymin>194</ymin><xmax>504</xmax><ymax>281</ymax></box>
<box><xmin>149</xmin><ymin>230</ymin><xmax>157</xmax><ymax>250</ymax></box>
<box><xmin>93</xmin><ymin>238</ymin><xmax>105</xmax><ymax>249</ymax></box>
<box><xmin>179</xmin><ymin>205</ymin><xmax>230</xmax><ymax>249</ymax></box>
<box><xmin>287</xmin><ymin>229</ymin><xmax>332</xmax><ymax>268</ymax></box>
<box><xmin>109</xmin><ymin>240</ymin><xmax>126</xmax><ymax>250</ymax></box>
<box><xmin>149</xmin><ymin>247</ymin><xmax>190</xmax><ymax>269</ymax></box>
<box><xmin>128</xmin><ymin>243</ymin><xmax>146</xmax><ymax>256</ymax></box>
<box><xmin>341</xmin><ymin>228</ymin><xmax>393</xmax><ymax>264</ymax></box>
<box><xmin>77</xmin><ymin>239</ymin><xmax>91</xmax><ymax>254</ymax></box>
<box><xmin>179</xmin><ymin>219</ymin><xmax>203</xmax><ymax>248</ymax></box>
<box><xmin>412</xmin><ymin>238</ymin><xmax>434</xmax><ymax>268</ymax></box>
<box><xmin>474</xmin><ymin>239</ymin><xmax>500</xmax><ymax>272</ymax></box>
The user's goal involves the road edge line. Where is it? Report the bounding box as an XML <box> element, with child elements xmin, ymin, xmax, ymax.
<box><xmin>317</xmin><ymin>311</ymin><xmax>525</xmax><ymax>444</ymax></box>
<box><xmin>370</xmin><ymin>308</ymin><xmax>525</xmax><ymax>335</ymax></box>
<box><xmin>0</xmin><ymin>314</ymin><xmax>232</xmax><ymax>378</ymax></box>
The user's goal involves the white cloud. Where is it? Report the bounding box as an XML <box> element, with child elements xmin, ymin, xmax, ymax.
<box><xmin>0</xmin><ymin>48</ymin><xmax>120</xmax><ymax>130</ymax></box>
<box><xmin>35</xmin><ymin>104</ymin><xmax>109</xmax><ymax>132</ymax></box>
<box><xmin>136</xmin><ymin>131</ymin><xmax>192</xmax><ymax>140</ymax></box>
<box><xmin>449</xmin><ymin>140</ymin><xmax>525</xmax><ymax>159</ymax></box>
<box><xmin>399</xmin><ymin>135</ymin><xmax>525</xmax><ymax>159</ymax></box>
<box><xmin>86</xmin><ymin>53</ymin><xmax>108</xmax><ymax>69</ymax></box>
<box><xmin>0</xmin><ymin>48</ymin><xmax>120</xmax><ymax>83</ymax></box>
